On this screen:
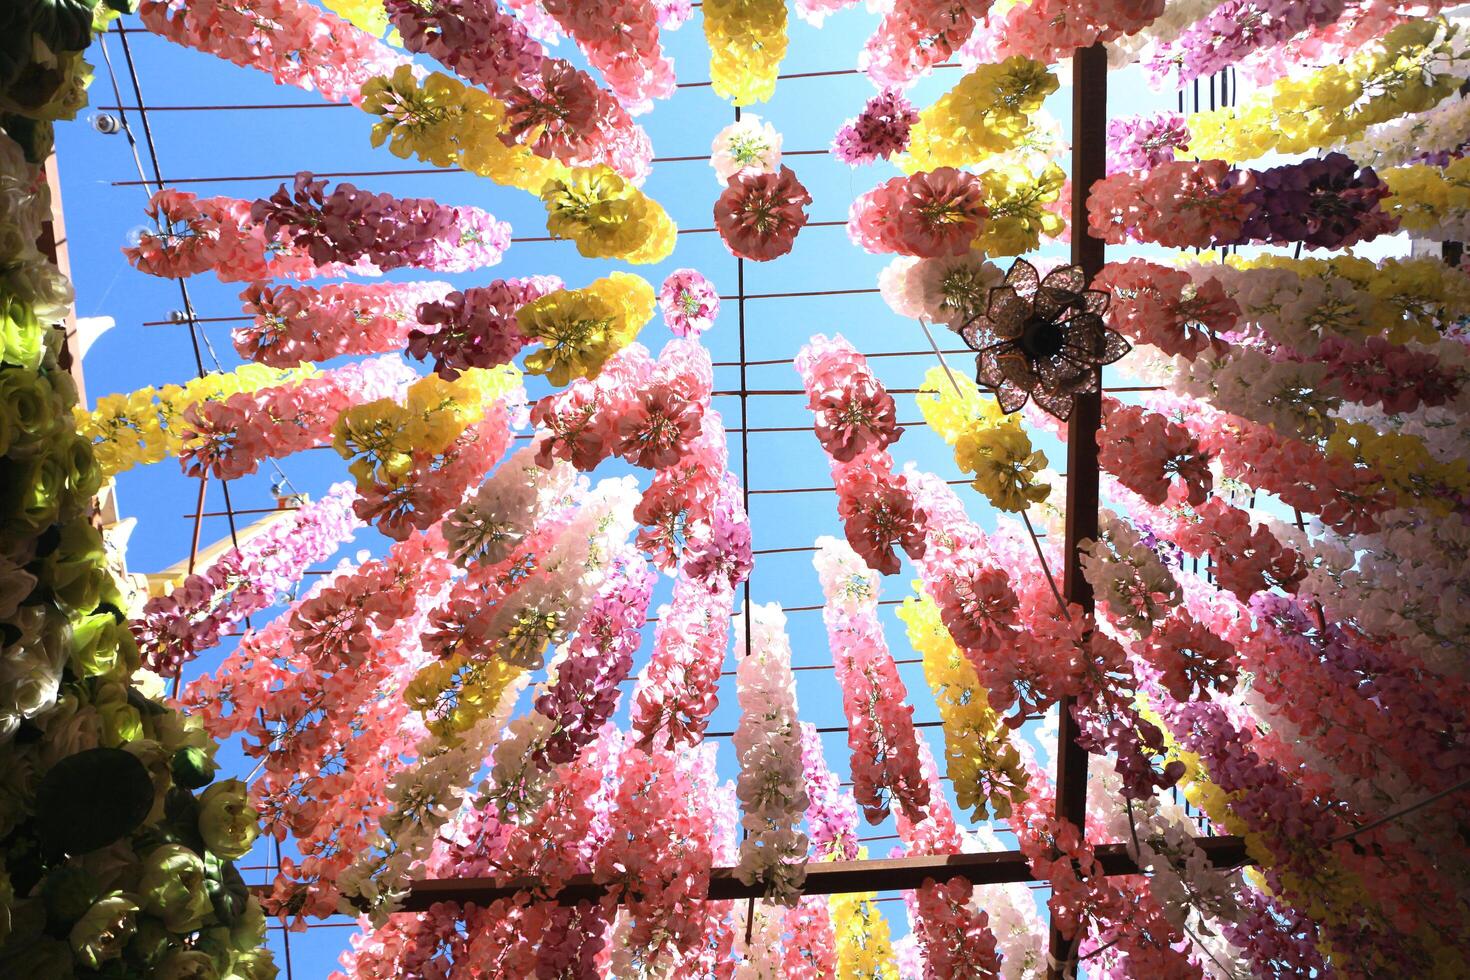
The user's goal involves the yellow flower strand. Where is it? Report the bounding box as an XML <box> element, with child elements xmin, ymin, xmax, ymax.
<box><xmin>515</xmin><ymin>272</ymin><xmax>656</xmax><ymax>386</ymax></box>
<box><xmin>916</xmin><ymin>367</ymin><xmax>1050</xmax><ymax>512</ymax></box>
<box><xmin>76</xmin><ymin>363</ymin><xmax>314</xmax><ymax>478</ymax></box>
<box><xmin>360</xmin><ymin>66</ymin><xmax>675</xmax><ymax>262</ymax></box>
<box><xmin>1326</xmin><ymin>420</ymin><xmax>1470</xmax><ymax>518</ymax></box>
<box><xmin>974</xmin><ymin>162</ymin><xmax>1066</xmax><ymax>258</ymax></box>
<box><xmin>703</xmin><ymin>0</ymin><xmax>789</xmax><ymax>106</ymax></box>
<box><xmin>831</xmin><ymin>881</ymin><xmax>899</xmax><ymax>980</ymax></box>
<box><xmin>405</xmin><ymin>654</ymin><xmax>524</xmax><ymax>740</ymax></box>
<box><xmin>332</xmin><ymin>365</ymin><xmax>522</xmax><ymax>491</ymax></box>
<box><xmin>1228</xmin><ymin>253</ymin><xmax>1470</xmax><ymax>345</ymax></box>
<box><xmin>898</xmin><ymin>589</ymin><xmax>1028</xmax><ymax>821</ymax></box>
<box><xmin>1187</xmin><ymin>19</ymin><xmax>1467</xmax><ymax>162</ymax></box>
<box><xmin>321</xmin><ymin>0</ymin><xmax>394</xmax><ymax>39</ymax></box>
<box><xmin>1383</xmin><ymin>156</ymin><xmax>1470</xmax><ymax>236</ymax></box>
<box><xmin>902</xmin><ymin>57</ymin><xmax>1058</xmax><ymax>172</ymax></box>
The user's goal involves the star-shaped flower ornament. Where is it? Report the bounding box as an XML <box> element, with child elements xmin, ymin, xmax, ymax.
<box><xmin>959</xmin><ymin>258</ymin><xmax>1130</xmax><ymax>420</ymax></box>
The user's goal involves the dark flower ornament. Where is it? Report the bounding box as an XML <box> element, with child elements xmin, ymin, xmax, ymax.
<box><xmin>959</xmin><ymin>258</ymin><xmax>1130</xmax><ymax>420</ymax></box>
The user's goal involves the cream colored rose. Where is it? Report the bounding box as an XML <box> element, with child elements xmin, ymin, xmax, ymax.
<box><xmin>198</xmin><ymin>779</ymin><xmax>259</xmax><ymax>861</ymax></box>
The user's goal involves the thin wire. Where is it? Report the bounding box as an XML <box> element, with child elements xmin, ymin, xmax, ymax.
<box><xmin>1327</xmin><ymin>777</ymin><xmax>1470</xmax><ymax>844</ymax></box>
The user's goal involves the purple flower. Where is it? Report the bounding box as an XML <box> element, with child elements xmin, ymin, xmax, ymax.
<box><xmin>832</xmin><ymin>90</ymin><xmax>918</xmax><ymax>166</ymax></box>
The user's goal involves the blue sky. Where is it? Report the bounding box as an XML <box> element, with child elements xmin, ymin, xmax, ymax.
<box><xmin>60</xmin><ymin>5</ymin><xmax>1208</xmax><ymax>974</ymax></box>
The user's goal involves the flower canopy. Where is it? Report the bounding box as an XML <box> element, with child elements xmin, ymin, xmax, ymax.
<box><xmin>3</xmin><ymin>1</ymin><xmax>1470</xmax><ymax>978</ymax></box>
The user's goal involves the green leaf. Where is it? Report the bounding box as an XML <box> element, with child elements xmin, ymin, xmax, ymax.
<box><xmin>34</xmin><ymin>748</ymin><xmax>154</xmax><ymax>855</ymax></box>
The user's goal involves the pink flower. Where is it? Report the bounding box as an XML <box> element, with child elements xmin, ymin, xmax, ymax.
<box><xmin>714</xmin><ymin>166</ymin><xmax>812</xmax><ymax>261</ymax></box>
<box><xmin>848</xmin><ymin>169</ymin><xmax>987</xmax><ymax>257</ymax></box>
<box><xmin>658</xmin><ymin>268</ymin><xmax>720</xmax><ymax>337</ymax></box>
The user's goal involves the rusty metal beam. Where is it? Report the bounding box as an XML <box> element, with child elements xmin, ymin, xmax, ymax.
<box><xmin>1050</xmin><ymin>41</ymin><xmax>1110</xmax><ymax>980</ymax></box>
<box><xmin>397</xmin><ymin>835</ymin><xmax>1249</xmax><ymax>912</ymax></box>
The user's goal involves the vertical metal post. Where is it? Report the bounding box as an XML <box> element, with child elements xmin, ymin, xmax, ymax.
<box><xmin>1048</xmin><ymin>41</ymin><xmax>1108</xmax><ymax>980</ymax></box>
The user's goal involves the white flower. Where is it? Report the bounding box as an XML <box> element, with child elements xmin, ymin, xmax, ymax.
<box><xmin>710</xmin><ymin>115</ymin><xmax>783</xmax><ymax>184</ymax></box>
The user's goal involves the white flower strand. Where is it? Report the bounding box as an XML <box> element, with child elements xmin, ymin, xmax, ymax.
<box><xmin>732</xmin><ymin>602</ymin><xmax>810</xmax><ymax>905</ymax></box>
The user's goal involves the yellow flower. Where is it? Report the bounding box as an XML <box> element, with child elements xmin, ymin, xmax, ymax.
<box><xmin>904</xmin><ymin>57</ymin><xmax>1058</xmax><ymax>172</ymax></box>
<box><xmin>898</xmin><ymin>590</ymin><xmax>1027</xmax><ymax>820</ymax></box>
<box><xmin>831</xmin><ymin>886</ymin><xmax>899</xmax><ymax>980</ymax></box>
<box><xmin>516</xmin><ymin>273</ymin><xmax>655</xmax><ymax>386</ymax></box>
<box><xmin>973</xmin><ymin>162</ymin><xmax>1066</xmax><ymax>258</ymax></box>
<box><xmin>1187</xmin><ymin>18</ymin><xmax>1466</xmax><ymax>161</ymax></box>
<box><xmin>704</xmin><ymin>0</ymin><xmax>789</xmax><ymax>105</ymax></box>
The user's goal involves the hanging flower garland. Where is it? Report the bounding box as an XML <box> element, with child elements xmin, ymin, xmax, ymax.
<box><xmin>538</xmin><ymin>0</ymin><xmax>676</xmax><ymax>114</ymax></box>
<box><xmin>848</xmin><ymin>169</ymin><xmax>990</xmax><ymax>258</ymax></box>
<box><xmin>1089</xmin><ymin>155</ymin><xmax>1398</xmax><ymax>250</ymax></box>
<box><xmin>1383</xmin><ymin>155</ymin><xmax>1470</xmax><ymax>240</ymax></box>
<box><xmin>383</xmin><ymin>0</ymin><xmax>655</xmax><ymax>179</ymax></box>
<box><xmin>236</xmin><ymin>280</ymin><xmax>453</xmax><ymax>367</ymax></box>
<box><xmin>832</xmin><ymin>90</ymin><xmax>916</xmax><ymax>170</ymax></box>
<box><xmin>710</xmin><ymin>114</ymin><xmax>784</xmax><ymax>184</ymax></box>
<box><xmin>814</xmin><ymin>537</ymin><xmax>932</xmax><ymax>825</ymax></box>
<box><xmin>136</xmin><ymin>0</ymin><xmax>412</xmax><ymax>105</ymax></box>
<box><xmin>964</xmin><ymin>0</ymin><xmax>1167</xmax><ymax>66</ymax></box>
<box><xmin>901</xmin><ymin>57</ymin><xmax>1058</xmax><ymax>172</ymax></box>
<box><xmin>134</xmin><ymin>482</ymin><xmax>361</xmax><ymax>675</ymax></box>
<box><xmin>77</xmin><ymin>362</ymin><xmax>313</xmax><ymax>478</ymax></box>
<box><xmin>1342</xmin><ymin>89</ymin><xmax>1470</xmax><ymax>168</ymax></box>
<box><xmin>862</xmin><ymin>0</ymin><xmax>995</xmax><ymax>90</ymax></box>
<box><xmin>1185</xmin><ymin>18</ymin><xmax>1468</xmax><ymax>161</ymax></box>
<box><xmin>703</xmin><ymin>0</ymin><xmax>790</xmax><ymax>105</ymax></box>
<box><xmin>1144</xmin><ymin>0</ymin><xmax>1354</xmax><ymax>88</ymax></box>
<box><xmin>715</xmin><ymin>165</ymin><xmax>813</xmax><ymax>261</ymax></box>
<box><xmin>407</xmin><ymin>275</ymin><xmax>565</xmax><ymax>380</ymax></box>
<box><xmin>915</xmin><ymin>366</ymin><xmax>1050</xmax><ymax>512</ymax></box>
<box><xmin>732</xmin><ymin>602</ymin><xmax>810</xmax><ymax>905</ymax></box>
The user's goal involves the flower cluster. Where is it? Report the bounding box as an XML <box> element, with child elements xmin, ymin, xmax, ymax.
<box><xmin>1105</xmin><ymin>111</ymin><xmax>1190</xmax><ymax>173</ymax></box>
<box><xmin>815</xmin><ymin>537</ymin><xmax>932</xmax><ymax>826</ymax></box>
<box><xmin>967</xmin><ymin>0</ymin><xmax>1167</xmax><ymax>65</ymax></box>
<box><xmin>384</xmin><ymin>0</ymin><xmax>654</xmax><ymax>179</ymax></box>
<box><xmin>917</xmin><ymin>368</ymin><xmax>1051</xmax><ymax>512</ymax></box>
<box><xmin>848</xmin><ymin>168</ymin><xmax>989</xmax><ymax>257</ymax></box>
<box><xmin>658</xmin><ymin>268</ymin><xmax>720</xmax><ymax>337</ymax></box>
<box><xmin>407</xmin><ymin>275</ymin><xmax>563</xmax><ymax>380</ymax></box>
<box><xmin>137</xmin><ymin>0</ymin><xmax>411</xmax><ymax>105</ymax></box>
<box><xmin>515</xmin><ymin>273</ymin><xmax>656</xmax><ymax>386</ymax></box>
<box><xmin>235</xmin><ymin>280</ymin><xmax>453</xmax><ymax>366</ymax></box>
<box><xmin>1090</xmin><ymin>155</ymin><xmax>1398</xmax><ymax>250</ymax></box>
<box><xmin>178</xmin><ymin>356</ymin><xmax>415</xmax><ymax>481</ymax></box>
<box><xmin>902</xmin><ymin>57</ymin><xmax>1058</xmax><ymax>171</ymax></box>
<box><xmin>832</xmin><ymin>90</ymin><xmax>918</xmax><ymax>166</ymax></box>
<box><xmin>861</xmin><ymin>0</ymin><xmax>994</xmax><ymax>89</ymax></box>
<box><xmin>1188</xmin><ymin>19</ymin><xmax>1468</xmax><ymax>161</ymax></box>
<box><xmin>1144</xmin><ymin>0</ymin><xmax>1348</xmax><ymax>88</ymax></box>
<box><xmin>714</xmin><ymin>165</ymin><xmax>812</xmax><ymax>261</ymax></box>
<box><xmin>1342</xmin><ymin>90</ymin><xmax>1470</xmax><ymax>169</ymax></box>
<box><xmin>77</xmin><ymin>362</ymin><xmax>312</xmax><ymax>478</ymax></box>
<box><xmin>710</xmin><ymin>115</ymin><xmax>783</xmax><ymax>184</ymax></box>
<box><xmin>1079</xmin><ymin>509</ymin><xmax>1181</xmax><ymax>636</ymax></box>
<box><xmin>538</xmin><ymin>0</ymin><xmax>675</xmax><ymax>114</ymax></box>
<box><xmin>332</xmin><ymin>366</ymin><xmax>524</xmax><ymax>539</ymax></box>
<box><xmin>0</xmin><ymin>122</ymin><xmax>275</xmax><ymax>977</ymax></box>
<box><xmin>798</xmin><ymin>722</ymin><xmax>860</xmax><ymax>861</ymax></box>
<box><xmin>732</xmin><ymin>603</ymin><xmax>810</xmax><ymax>904</ymax></box>
<box><xmin>703</xmin><ymin>0</ymin><xmax>789</xmax><ymax>105</ymax></box>
<box><xmin>134</xmin><ymin>483</ymin><xmax>360</xmax><ymax>674</ymax></box>
<box><xmin>254</xmin><ymin>172</ymin><xmax>511</xmax><ymax>272</ymax></box>
<box><xmin>1098</xmin><ymin>400</ymin><xmax>1213</xmax><ymax>507</ymax></box>
<box><xmin>359</xmin><ymin>67</ymin><xmax>677</xmax><ymax>261</ymax></box>
<box><xmin>1094</xmin><ymin>258</ymin><xmax>1236</xmax><ymax>359</ymax></box>
<box><xmin>1383</xmin><ymin>155</ymin><xmax>1470</xmax><ymax>241</ymax></box>
<box><xmin>879</xmin><ymin>252</ymin><xmax>1005</xmax><ymax>329</ymax></box>
<box><xmin>532</xmin><ymin>339</ymin><xmax>712</xmax><ymax>472</ymax></box>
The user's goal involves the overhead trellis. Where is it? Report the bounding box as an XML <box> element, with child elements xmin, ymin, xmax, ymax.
<box><xmin>1</xmin><ymin>2</ymin><xmax>1468</xmax><ymax>980</ymax></box>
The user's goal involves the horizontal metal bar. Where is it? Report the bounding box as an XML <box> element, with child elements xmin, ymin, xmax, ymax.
<box><xmin>398</xmin><ymin>835</ymin><xmax>1250</xmax><ymax>909</ymax></box>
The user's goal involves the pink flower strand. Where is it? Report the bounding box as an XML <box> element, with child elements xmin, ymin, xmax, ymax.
<box><xmin>134</xmin><ymin>482</ymin><xmax>361</xmax><ymax>674</ymax></box>
<box><xmin>1094</xmin><ymin>258</ymin><xmax>1237</xmax><ymax>360</ymax></box>
<box><xmin>407</xmin><ymin>275</ymin><xmax>563</xmax><ymax>380</ymax></box>
<box><xmin>137</xmin><ymin>0</ymin><xmax>413</xmax><ymax>106</ymax></box>
<box><xmin>179</xmin><ymin>356</ymin><xmax>416</xmax><ymax>481</ymax></box>
<box><xmin>538</xmin><ymin>0</ymin><xmax>676</xmax><ymax>114</ymax></box>
<box><xmin>861</xmin><ymin>0</ymin><xmax>995</xmax><ymax>89</ymax></box>
<box><xmin>383</xmin><ymin>0</ymin><xmax>654</xmax><ymax>179</ymax></box>
<box><xmin>814</xmin><ymin>537</ymin><xmax>932</xmax><ymax>826</ymax></box>
<box><xmin>252</xmin><ymin>173</ymin><xmax>511</xmax><ymax>274</ymax></box>
<box><xmin>965</xmin><ymin>0</ymin><xmax>1166</xmax><ymax>66</ymax></box>
<box><xmin>235</xmin><ymin>280</ymin><xmax>453</xmax><ymax>366</ymax></box>
<box><xmin>1098</xmin><ymin>400</ymin><xmax>1214</xmax><ymax>507</ymax></box>
<box><xmin>832</xmin><ymin>90</ymin><xmax>918</xmax><ymax>166</ymax></box>
<box><xmin>847</xmin><ymin>168</ymin><xmax>988</xmax><ymax>257</ymax></box>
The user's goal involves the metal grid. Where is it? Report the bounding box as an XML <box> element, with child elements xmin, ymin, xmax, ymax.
<box><xmin>71</xmin><ymin>17</ymin><xmax>1258</xmax><ymax>980</ymax></box>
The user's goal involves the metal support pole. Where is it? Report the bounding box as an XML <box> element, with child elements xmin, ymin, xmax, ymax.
<box><xmin>1049</xmin><ymin>41</ymin><xmax>1109</xmax><ymax>980</ymax></box>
